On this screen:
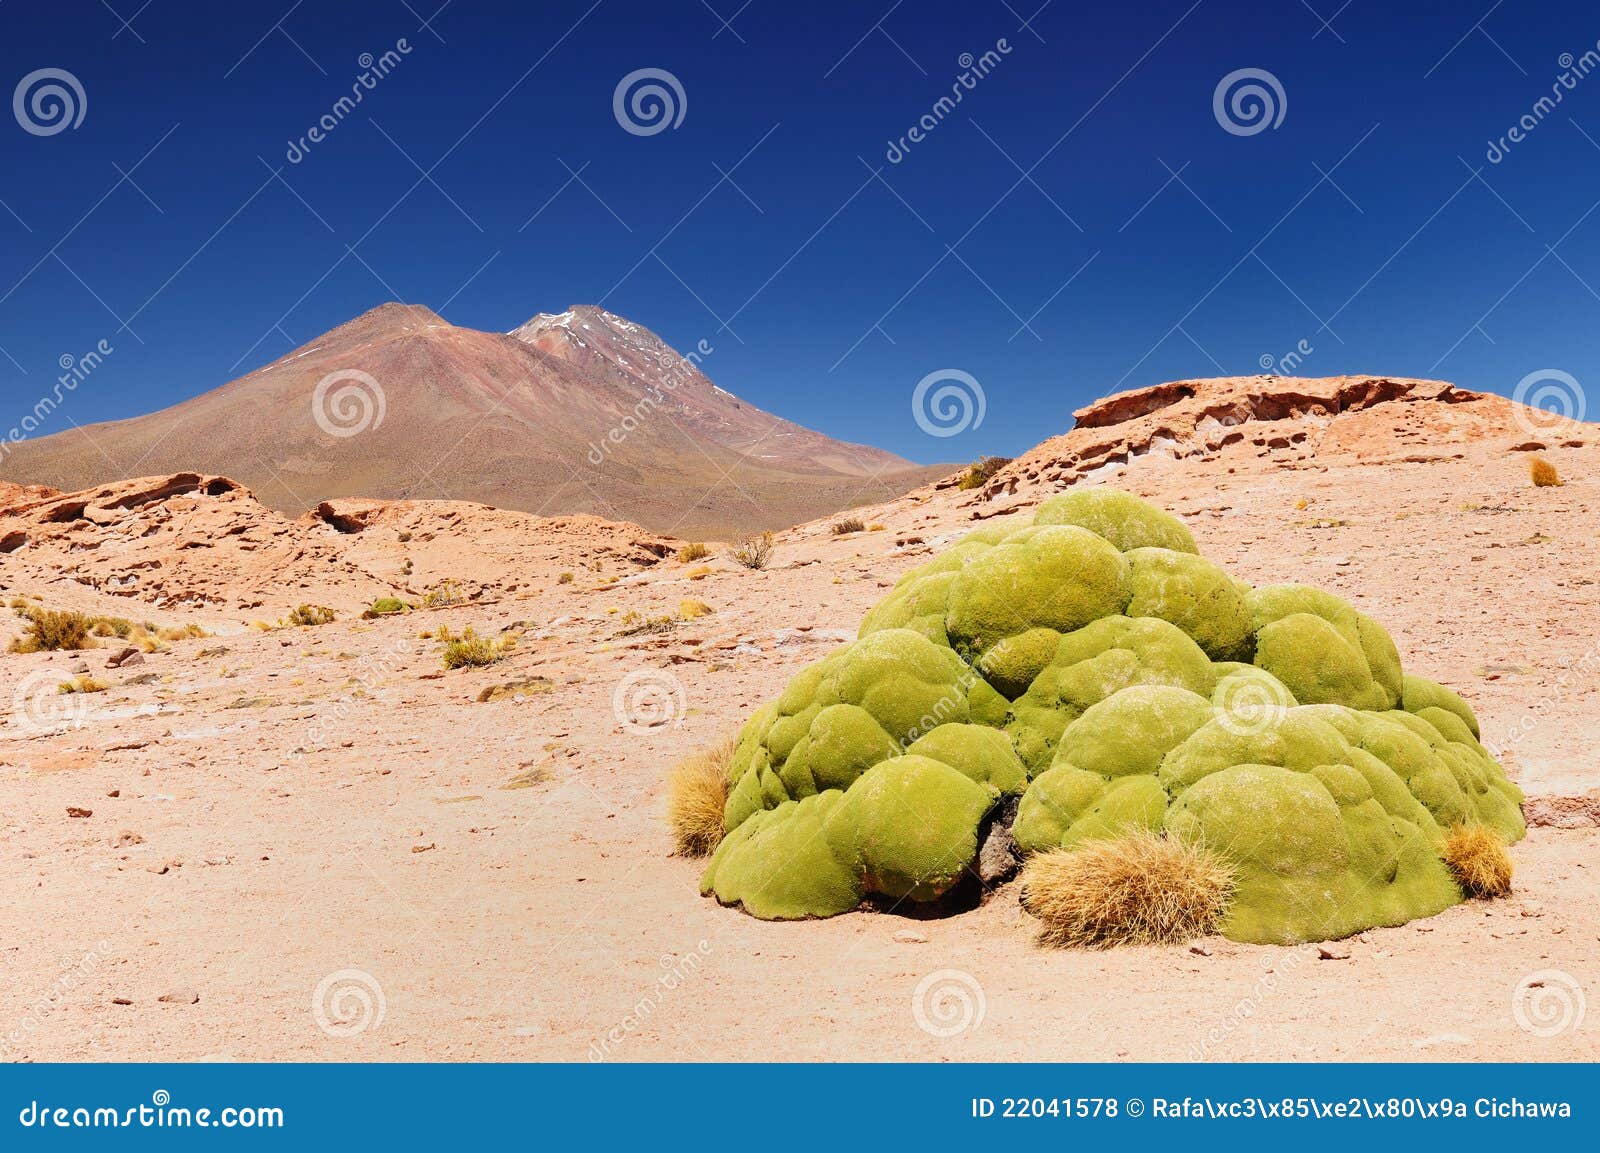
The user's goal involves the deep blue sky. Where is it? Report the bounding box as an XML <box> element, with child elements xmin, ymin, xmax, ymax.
<box><xmin>2</xmin><ymin>0</ymin><xmax>1599</xmax><ymax>465</ymax></box>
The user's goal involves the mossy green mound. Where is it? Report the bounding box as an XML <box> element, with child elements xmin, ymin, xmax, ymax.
<box><xmin>699</xmin><ymin>488</ymin><xmax>1525</xmax><ymax>943</ymax></box>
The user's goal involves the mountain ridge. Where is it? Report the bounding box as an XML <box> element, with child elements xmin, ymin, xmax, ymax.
<box><xmin>0</xmin><ymin>302</ymin><xmax>949</xmax><ymax>538</ymax></box>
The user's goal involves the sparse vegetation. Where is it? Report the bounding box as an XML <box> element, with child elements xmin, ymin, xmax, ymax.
<box><xmin>615</xmin><ymin>611</ymin><xmax>678</xmax><ymax>637</ymax></box>
<box><xmin>667</xmin><ymin>738</ymin><xmax>734</xmax><ymax>856</ymax></box>
<box><xmin>1442</xmin><ymin>823</ymin><xmax>1513</xmax><ymax>898</ymax></box>
<box><xmin>1530</xmin><ymin>455</ymin><xmax>1562</xmax><ymax>487</ymax></box>
<box><xmin>421</xmin><ymin>580</ymin><xmax>467</xmax><ymax>608</ymax></box>
<box><xmin>685</xmin><ymin>564</ymin><xmax>711</xmax><ymax>581</ymax></box>
<box><xmin>557</xmin><ymin>572</ymin><xmax>575</xmax><ymax>585</ymax></box>
<box><xmin>676</xmin><ymin>542</ymin><xmax>709</xmax><ymax>563</ymax></box>
<box><xmin>957</xmin><ymin>455</ymin><xmax>1013</xmax><ymax>490</ymax></box>
<box><xmin>363</xmin><ymin>597</ymin><xmax>410</xmax><ymax>618</ymax></box>
<box><xmin>57</xmin><ymin>675</ymin><xmax>108</xmax><ymax>695</ymax></box>
<box><xmin>831</xmin><ymin>517</ymin><xmax>865</xmax><ymax>535</ymax></box>
<box><xmin>1019</xmin><ymin>832</ymin><xmax>1236</xmax><ymax>948</ymax></box>
<box><xmin>438</xmin><ymin>625</ymin><xmax>515</xmax><ymax>669</ymax></box>
<box><xmin>678</xmin><ymin>599</ymin><xmax>712</xmax><ymax>620</ymax></box>
<box><xmin>284</xmin><ymin>605</ymin><xmax>336</xmax><ymax>627</ymax></box>
<box><xmin>867</xmin><ymin>523</ymin><xmax>886</xmax><ymax>532</ymax></box>
<box><xmin>10</xmin><ymin>608</ymin><xmax>94</xmax><ymax>653</ymax></box>
<box><xmin>730</xmin><ymin>531</ymin><xmax>774</xmax><ymax>570</ymax></box>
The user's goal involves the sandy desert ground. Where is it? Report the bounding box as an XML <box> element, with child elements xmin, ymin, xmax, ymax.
<box><xmin>1</xmin><ymin>375</ymin><xmax>1596</xmax><ymax>1062</ymax></box>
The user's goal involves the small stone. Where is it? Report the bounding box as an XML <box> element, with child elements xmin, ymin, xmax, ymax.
<box><xmin>146</xmin><ymin>863</ymin><xmax>169</xmax><ymax>875</ymax></box>
<box><xmin>111</xmin><ymin>830</ymin><xmax>144</xmax><ymax>848</ymax></box>
<box><xmin>106</xmin><ymin>646</ymin><xmax>143</xmax><ymax>669</ymax></box>
<box><xmin>157</xmin><ymin>989</ymin><xmax>199</xmax><ymax>1005</ymax></box>
<box><xmin>411</xmin><ymin>842</ymin><xmax>436</xmax><ymax>853</ymax></box>
<box><xmin>892</xmin><ymin>929</ymin><xmax>928</xmax><ymax>944</ymax></box>
<box><xmin>1317</xmin><ymin>943</ymin><xmax>1351</xmax><ymax>960</ymax></box>
<box><xmin>111</xmin><ymin>997</ymin><xmax>133</xmax><ymax>1006</ymax></box>
<box><xmin>1189</xmin><ymin>944</ymin><xmax>1212</xmax><ymax>956</ymax></box>
<box><xmin>66</xmin><ymin>807</ymin><xmax>92</xmax><ymax>819</ymax></box>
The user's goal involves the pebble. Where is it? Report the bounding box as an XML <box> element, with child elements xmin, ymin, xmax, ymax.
<box><xmin>157</xmin><ymin>990</ymin><xmax>199</xmax><ymax>1005</ymax></box>
<box><xmin>1317</xmin><ymin>944</ymin><xmax>1352</xmax><ymax>960</ymax></box>
<box><xmin>892</xmin><ymin>929</ymin><xmax>928</xmax><ymax>944</ymax></box>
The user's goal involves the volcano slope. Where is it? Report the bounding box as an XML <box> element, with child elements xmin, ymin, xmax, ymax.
<box><xmin>0</xmin><ymin>374</ymin><xmax>1594</xmax><ymax>1062</ymax></box>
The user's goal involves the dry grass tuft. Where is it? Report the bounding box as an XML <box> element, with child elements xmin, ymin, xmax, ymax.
<box><xmin>1020</xmin><ymin>831</ymin><xmax>1235</xmax><ymax>948</ymax></box>
<box><xmin>10</xmin><ymin>608</ymin><xmax>95</xmax><ymax>653</ymax></box>
<box><xmin>438</xmin><ymin>625</ymin><xmax>516</xmax><ymax>669</ymax></box>
<box><xmin>1442</xmin><ymin>823</ymin><xmax>1513</xmax><ymax>898</ymax></box>
<box><xmin>957</xmin><ymin>455</ymin><xmax>1013</xmax><ymax>490</ymax></box>
<box><xmin>57</xmin><ymin>675</ymin><xmax>108</xmax><ymax>694</ymax></box>
<box><xmin>284</xmin><ymin>604</ymin><xmax>335</xmax><ymax>627</ymax></box>
<box><xmin>831</xmin><ymin>517</ymin><xmax>866</xmax><ymax>535</ymax></box>
<box><xmin>730</xmin><ymin>531</ymin><xmax>774</xmax><ymax>570</ymax></box>
<box><xmin>667</xmin><ymin>738</ymin><xmax>734</xmax><ymax>856</ymax></box>
<box><xmin>1529</xmin><ymin>455</ymin><xmax>1562</xmax><ymax>487</ymax></box>
<box><xmin>676</xmin><ymin>542</ymin><xmax>710</xmax><ymax>563</ymax></box>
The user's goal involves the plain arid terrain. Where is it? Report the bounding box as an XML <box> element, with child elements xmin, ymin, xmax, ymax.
<box><xmin>1</xmin><ymin>374</ymin><xmax>1595</xmax><ymax>1062</ymax></box>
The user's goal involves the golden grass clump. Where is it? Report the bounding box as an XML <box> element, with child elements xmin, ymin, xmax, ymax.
<box><xmin>1019</xmin><ymin>831</ymin><xmax>1236</xmax><ymax>948</ymax></box>
<box><xmin>10</xmin><ymin>608</ymin><xmax>94</xmax><ymax>653</ymax></box>
<box><xmin>831</xmin><ymin>517</ymin><xmax>865</xmax><ymax>535</ymax></box>
<box><xmin>284</xmin><ymin>604</ymin><xmax>335</xmax><ymax>627</ymax></box>
<box><xmin>57</xmin><ymin>675</ymin><xmax>108</xmax><ymax>695</ymax></box>
<box><xmin>438</xmin><ymin>625</ymin><xmax>515</xmax><ymax>669</ymax></box>
<box><xmin>685</xmin><ymin>564</ymin><xmax>711</xmax><ymax>581</ymax></box>
<box><xmin>667</xmin><ymin>738</ymin><xmax>734</xmax><ymax>856</ymax></box>
<box><xmin>1529</xmin><ymin>455</ymin><xmax>1562</xmax><ymax>487</ymax></box>
<box><xmin>676</xmin><ymin>542</ymin><xmax>710</xmax><ymax>563</ymax></box>
<box><xmin>1442</xmin><ymin>823</ymin><xmax>1513</xmax><ymax>898</ymax></box>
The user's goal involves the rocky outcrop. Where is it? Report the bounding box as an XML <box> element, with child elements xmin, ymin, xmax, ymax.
<box><xmin>970</xmin><ymin>375</ymin><xmax>1590</xmax><ymax>503</ymax></box>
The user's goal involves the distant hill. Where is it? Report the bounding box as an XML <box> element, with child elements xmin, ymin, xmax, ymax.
<box><xmin>0</xmin><ymin>302</ymin><xmax>949</xmax><ymax>538</ymax></box>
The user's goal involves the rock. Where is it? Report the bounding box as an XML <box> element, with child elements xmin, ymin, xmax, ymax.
<box><xmin>69</xmin><ymin>660</ymin><xmax>90</xmax><ymax>674</ymax></box>
<box><xmin>110</xmin><ymin>830</ymin><xmax>144</xmax><ymax>848</ymax></box>
<box><xmin>66</xmin><ymin>807</ymin><xmax>92</xmax><ymax>819</ymax></box>
<box><xmin>1189</xmin><ymin>944</ymin><xmax>1212</xmax><ymax>956</ymax></box>
<box><xmin>1317</xmin><ymin>943</ymin><xmax>1352</xmax><ymax>960</ymax></box>
<box><xmin>157</xmin><ymin>989</ymin><xmax>199</xmax><ymax>1005</ymax></box>
<box><xmin>975</xmin><ymin>798</ymin><xmax>1021</xmax><ymax>885</ymax></box>
<box><xmin>105</xmin><ymin>646</ymin><xmax>143</xmax><ymax>668</ymax></box>
<box><xmin>892</xmin><ymin>928</ymin><xmax>928</xmax><ymax>944</ymax></box>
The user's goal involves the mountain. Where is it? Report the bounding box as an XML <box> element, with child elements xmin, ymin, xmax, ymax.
<box><xmin>0</xmin><ymin>303</ymin><xmax>948</xmax><ymax>538</ymax></box>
